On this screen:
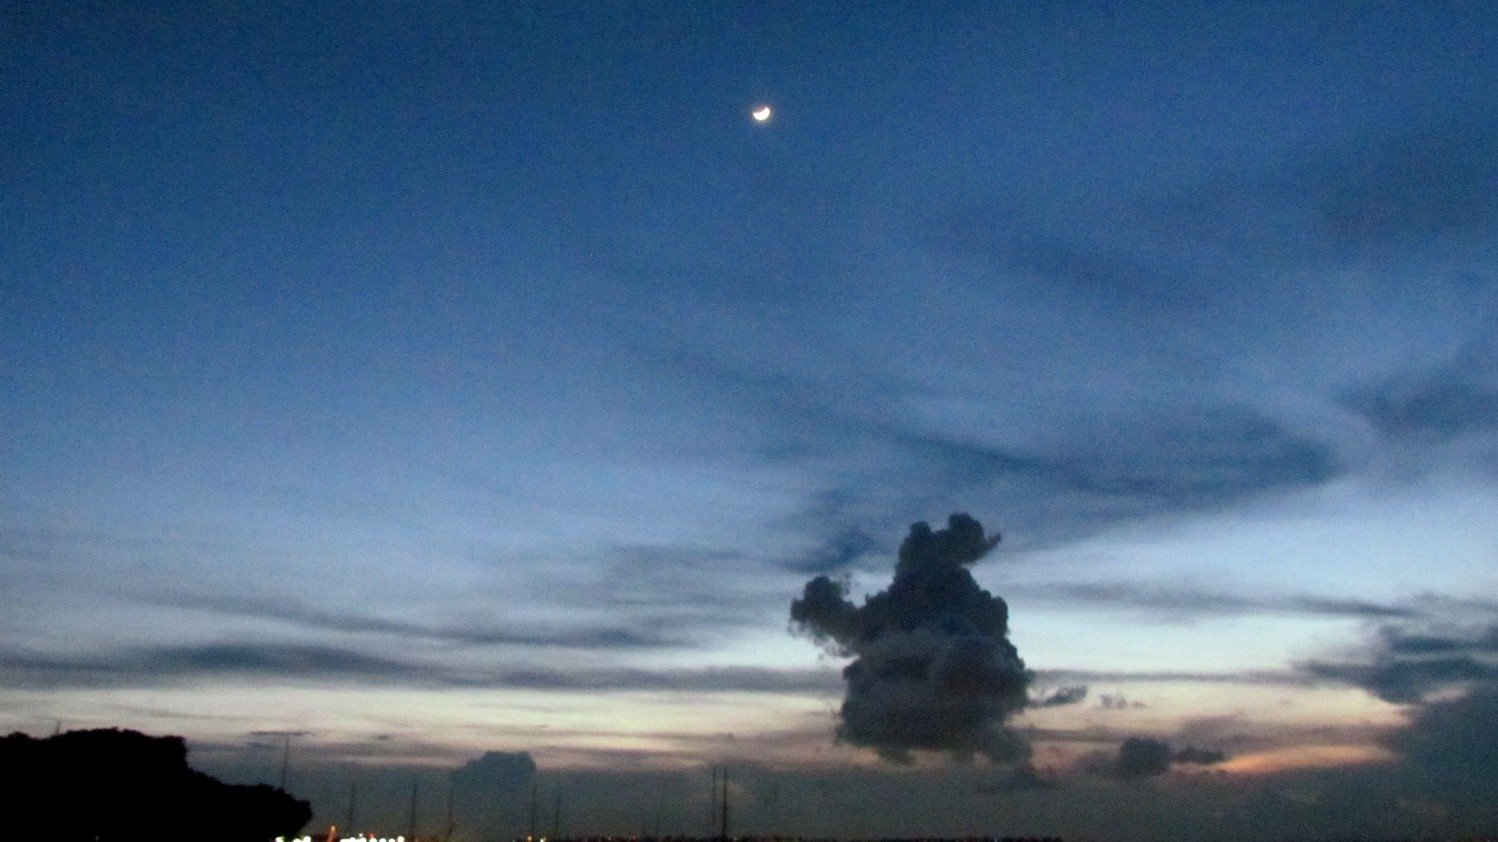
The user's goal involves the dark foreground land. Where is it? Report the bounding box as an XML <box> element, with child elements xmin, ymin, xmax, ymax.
<box><xmin>1</xmin><ymin>728</ymin><xmax>312</xmax><ymax>841</ymax></box>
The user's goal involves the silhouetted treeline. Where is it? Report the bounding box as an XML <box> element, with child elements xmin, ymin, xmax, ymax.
<box><xmin>0</xmin><ymin>727</ymin><xmax>311</xmax><ymax>841</ymax></box>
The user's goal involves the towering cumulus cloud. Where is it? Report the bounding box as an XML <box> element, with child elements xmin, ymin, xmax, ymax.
<box><xmin>790</xmin><ymin>514</ymin><xmax>1031</xmax><ymax>762</ymax></box>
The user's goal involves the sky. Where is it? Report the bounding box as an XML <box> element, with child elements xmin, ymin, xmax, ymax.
<box><xmin>2</xmin><ymin>1</ymin><xmax>1496</xmax><ymax>838</ymax></box>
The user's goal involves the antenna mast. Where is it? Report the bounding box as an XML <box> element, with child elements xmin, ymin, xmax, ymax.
<box><xmin>709</xmin><ymin>766</ymin><xmax>718</xmax><ymax>839</ymax></box>
<box><xmin>529</xmin><ymin>776</ymin><xmax>539</xmax><ymax>840</ymax></box>
<box><xmin>446</xmin><ymin>776</ymin><xmax>456</xmax><ymax>842</ymax></box>
<box><xmin>408</xmin><ymin>778</ymin><xmax>420</xmax><ymax>842</ymax></box>
<box><xmin>719</xmin><ymin>766</ymin><xmax>729</xmax><ymax>841</ymax></box>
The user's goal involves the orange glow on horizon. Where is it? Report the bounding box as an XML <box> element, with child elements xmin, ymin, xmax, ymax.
<box><xmin>1215</xmin><ymin>743</ymin><xmax>1396</xmax><ymax>775</ymax></box>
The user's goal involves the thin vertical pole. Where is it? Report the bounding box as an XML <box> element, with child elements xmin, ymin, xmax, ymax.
<box><xmin>530</xmin><ymin>777</ymin><xmax>539</xmax><ymax>840</ymax></box>
<box><xmin>720</xmin><ymin>766</ymin><xmax>729</xmax><ymax>841</ymax></box>
<box><xmin>409</xmin><ymin>778</ymin><xmax>420</xmax><ymax>842</ymax></box>
<box><xmin>709</xmin><ymin>766</ymin><xmax>718</xmax><ymax>840</ymax></box>
<box><xmin>447</xmin><ymin>776</ymin><xmax>456</xmax><ymax>842</ymax></box>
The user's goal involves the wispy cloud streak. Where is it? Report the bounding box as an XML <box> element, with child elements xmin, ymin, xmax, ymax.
<box><xmin>1012</xmin><ymin>581</ymin><xmax>1421</xmax><ymax>620</ymax></box>
<box><xmin>0</xmin><ymin>643</ymin><xmax>841</xmax><ymax>694</ymax></box>
<box><xmin>135</xmin><ymin>591</ymin><xmax>688</xmax><ymax>650</ymax></box>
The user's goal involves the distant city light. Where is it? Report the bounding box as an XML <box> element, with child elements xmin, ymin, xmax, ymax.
<box><xmin>275</xmin><ymin>836</ymin><xmax>405</xmax><ymax>842</ymax></box>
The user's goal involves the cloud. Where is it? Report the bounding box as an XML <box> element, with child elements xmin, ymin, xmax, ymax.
<box><xmin>1031</xmin><ymin>686</ymin><xmax>1088</xmax><ymax>708</ymax></box>
<box><xmin>782</xmin><ymin>527</ymin><xmax>882</xmax><ymax>576</ymax></box>
<box><xmin>977</xmin><ymin>761</ymin><xmax>1059</xmax><ymax>792</ymax></box>
<box><xmin>1306</xmin><ymin>657</ymin><xmax>1498</xmax><ymax>706</ymax></box>
<box><xmin>1391</xmin><ymin>688</ymin><xmax>1498</xmax><ymax>788</ymax></box>
<box><xmin>449</xmin><ymin>750</ymin><xmax>539</xmax><ymax>834</ymax></box>
<box><xmin>136</xmin><ymin>591</ymin><xmax>686</xmax><ymax>650</ymax></box>
<box><xmin>1172</xmin><ymin>745</ymin><xmax>1228</xmax><ymax>766</ymax></box>
<box><xmin>484</xmin><ymin>665</ymin><xmax>841</xmax><ymax>695</ymax></box>
<box><xmin>925</xmin><ymin>209</ymin><xmax>1215</xmax><ymax>308</ymax></box>
<box><xmin>128</xmin><ymin>536</ymin><xmax>793</xmax><ymax>658</ymax></box>
<box><xmin>1108</xmin><ymin>738</ymin><xmax>1228</xmax><ymax>779</ymax></box>
<box><xmin>1344</xmin><ymin>357</ymin><xmax>1498</xmax><ymax>443</ymax></box>
<box><xmin>1300</xmin><ymin>604</ymin><xmax>1498</xmax><ymax>798</ymax></box>
<box><xmin>1013</xmin><ymin>581</ymin><xmax>1421</xmax><ymax>620</ymax></box>
<box><xmin>452</xmin><ymin>749</ymin><xmax>536</xmax><ymax>790</ymax></box>
<box><xmin>1112</xmin><ymin>737</ymin><xmax>1172</xmax><ymax>779</ymax></box>
<box><xmin>0</xmin><ymin>644</ymin><xmax>841</xmax><ymax>694</ymax></box>
<box><xmin>790</xmin><ymin>514</ymin><xmax>1031</xmax><ymax>763</ymax></box>
<box><xmin>1146</xmin><ymin>121</ymin><xmax>1498</xmax><ymax>259</ymax></box>
<box><xmin>684</xmin><ymin>352</ymin><xmax>1345</xmax><ymax>558</ymax></box>
<box><xmin>1035</xmin><ymin>667</ymin><xmax>1308</xmax><ymax>687</ymax></box>
<box><xmin>596</xmin><ymin>543</ymin><xmax>767</xmax><ymax>615</ymax></box>
<box><xmin>1301</xmin><ymin>615</ymin><xmax>1498</xmax><ymax>704</ymax></box>
<box><xmin>1097</xmin><ymin>694</ymin><xmax>1145</xmax><ymax>710</ymax></box>
<box><xmin>1314</xmin><ymin>125</ymin><xmax>1497</xmax><ymax>250</ymax></box>
<box><xmin>2</xmin><ymin>643</ymin><xmax>418</xmax><ymax>688</ymax></box>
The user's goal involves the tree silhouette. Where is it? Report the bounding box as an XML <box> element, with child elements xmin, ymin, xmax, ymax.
<box><xmin>1</xmin><ymin>728</ymin><xmax>311</xmax><ymax>841</ymax></box>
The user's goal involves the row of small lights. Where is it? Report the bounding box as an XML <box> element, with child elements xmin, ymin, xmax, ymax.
<box><xmin>275</xmin><ymin>836</ymin><xmax>405</xmax><ymax>842</ymax></box>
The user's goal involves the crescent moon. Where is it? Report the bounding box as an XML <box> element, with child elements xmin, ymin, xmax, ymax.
<box><xmin>752</xmin><ymin>105</ymin><xmax>771</xmax><ymax>122</ymax></box>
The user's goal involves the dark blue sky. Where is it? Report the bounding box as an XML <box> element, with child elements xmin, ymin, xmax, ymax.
<box><xmin>2</xmin><ymin>2</ymin><xmax>1496</xmax><ymax>837</ymax></box>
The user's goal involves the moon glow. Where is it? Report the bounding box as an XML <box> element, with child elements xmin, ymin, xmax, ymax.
<box><xmin>752</xmin><ymin>105</ymin><xmax>772</xmax><ymax>122</ymax></box>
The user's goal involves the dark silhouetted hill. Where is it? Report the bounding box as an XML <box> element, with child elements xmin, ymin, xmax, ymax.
<box><xmin>0</xmin><ymin>727</ymin><xmax>311</xmax><ymax>841</ymax></box>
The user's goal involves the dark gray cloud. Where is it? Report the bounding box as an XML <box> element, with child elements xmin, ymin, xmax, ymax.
<box><xmin>1391</xmin><ymin>688</ymin><xmax>1498</xmax><ymax>788</ymax></box>
<box><xmin>1112</xmin><ymin>737</ymin><xmax>1172</xmax><ymax>779</ymax></box>
<box><xmin>1146</xmin><ymin>122</ymin><xmax>1498</xmax><ymax>259</ymax></box>
<box><xmin>1301</xmin><ymin>615</ymin><xmax>1498</xmax><ymax>704</ymax></box>
<box><xmin>0</xmin><ymin>644</ymin><xmax>421</xmax><ymax>689</ymax></box>
<box><xmin>790</xmin><ymin>514</ymin><xmax>1031</xmax><ymax>762</ymax></box>
<box><xmin>1172</xmin><ymin>745</ymin><xmax>1228</xmax><ymax>766</ymax></box>
<box><xmin>472</xmin><ymin>540</ymin><xmax>781</xmax><ymax>646</ymax></box>
<box><xmin>136</xmin><ymin>591</ymin><xmax>684</xmax><ymax>650</ymax></box>
<box><xmin>448</xmin><ymin>749</ymin><xmax>540</xmax><ymax>837</ymax></box>
<box><xmin>1030</xmin><ymin>686</ymin><xmax>1088</xmax><ymax>708</ymax></box>
<box><xmin>926</xmin><ymin>207</ymin><xmax>1216</xmax><ymax>308</ymax></box>
<box><xmin>1305</xmin><ymin>656</ymin><xmax>1498</xmax><ymax>706</ymax></box>
<box><xmin>1314</xmin><ymin>126</ymin><xmax>1497</xmax><ymax>251</ymax></box>
<box><xmin>596</xmin><ymin>544</ymin><xmax>763</xmax><ymax>613</ymax></box>
<box><xmin>900</xmin><ymin>407</ymin><xmax>1339</xmax><ymax>526</ymax></box>
<box><xmin>1036</xmin><ymin>667</ymin><xmax>1308</xmax><ymax>687</ymax></box>
<box><xmin>0</xmin><ymin>644</ymin><xmax>840</xmax><ymax>694</ymax></box>
<box><xmin>1013</xmin><ymin>581</ymin><xmax>1421</xmax><ymax>620</ymax></box>
<box><xmin>1097</xmin><ymin>694</ymin><xmax>1145</xmax><ymax>710</ymax></box>
<box><xmin>782</xmin><ymin>527</ymin><xmax>881</xmax><ymax>576</ymax></box>
<box><xmin>1107</xmin><ymin>738</ymin><xmax>1228</xmax><ymax>779</ymax></box>
<box><xmin>1296</xmin><ymin>604</ymin><xmax>1498</xmax><ymax>805</ymax></box>
<box><xmin>1381</xmin><ymin>624</ymin><xmax>1498</xmax><ymax>656</ymax></box>
<box><xmin>1345</xmin><ymin>358</ymin><xmax>1498</xmax><ymax>443</ymax></box>
<box><xmin>977</xmin><ymin>761</ymin><xmax>1059</xmax><ymax>792</ymax></box>
<box><xmin>682</xmin><ymin>352</ymin><xmax>1345</xmax><ymax>560</ymax></box>
<box><xmin>485</xmin><ymin>665</ymin><xmax>840</xmax><ymax>695</ymax></box>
